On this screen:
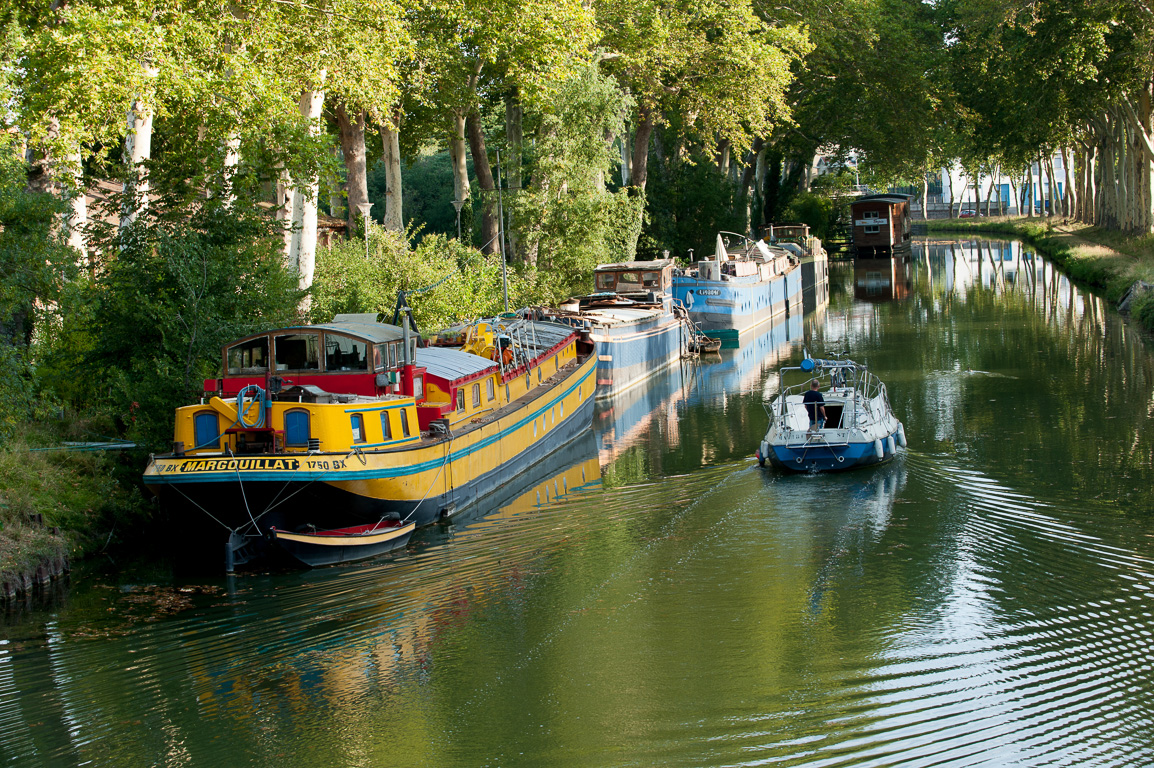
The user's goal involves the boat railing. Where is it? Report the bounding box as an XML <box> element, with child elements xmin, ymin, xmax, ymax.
<box><xmin>772</xmin><ymin>361</ymin><xmax>888</xmax><ymax>432</ymax></box>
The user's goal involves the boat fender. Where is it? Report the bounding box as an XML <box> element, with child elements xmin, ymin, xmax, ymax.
<box><xmin>886</xmin><ymin>435</ymin><xmax>896</xmax><ymax>455</ymax></box>
<box><xmin>874</xmin><ymin>439</ymin><xmax>884</xmax><ymax>459</ymax></box>
<box><xmin>897</xmin><ymin>423</ymin><xmax>907</xmax><ymax>449</ymax></box>
<box><xmin>756</xmin><ymin>447</ymin><xmax>765</xmax><ymax>467</ymax></box>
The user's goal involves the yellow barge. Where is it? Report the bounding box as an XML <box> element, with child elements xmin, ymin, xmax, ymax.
<box><xmin>143</xmin><ymin>313</ymin><xmax>597</xmax><ymax>568</ymax></box>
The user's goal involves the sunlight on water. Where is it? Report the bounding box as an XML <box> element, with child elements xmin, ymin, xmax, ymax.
<box><xmin>4</xmin><ymin>238</ymin><xmax>1154</xmax><ymax>767</ymax></box>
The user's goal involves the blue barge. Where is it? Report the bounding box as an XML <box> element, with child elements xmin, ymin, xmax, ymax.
<box><xmin>671</xmin><ymin>233</ymin><xmax>802</xmax><ymax>344</ymax></box>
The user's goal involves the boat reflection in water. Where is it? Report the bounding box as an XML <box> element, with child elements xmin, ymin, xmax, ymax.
<box><xmin>164</xmin><ymin>431</ymin><xmax>603</xmax><ymax>739</ymax></box>
<box><xmin>854</xmin><ymin>258</ymin><xmax>911</xmax><ymax>302</ymax></box>
<box><xmin>761</xmin><ymin>460</ymin><xmax>908</xmax><ymax>614</ymax></box>
<box><xmin>595</xmin><ymin>310</ymin><xmax>803</xmax><ymax>472</ymax></box>
<box><xmin>423</xmin><ymin>428</ymin><xmax>601</xmax><ymax>532</ymax></box>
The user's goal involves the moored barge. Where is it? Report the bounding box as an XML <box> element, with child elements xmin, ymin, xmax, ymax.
<box><xmin>143</xmin><ymin>313</ymin><xmax>597</xmax><ymax>568</ymax></box>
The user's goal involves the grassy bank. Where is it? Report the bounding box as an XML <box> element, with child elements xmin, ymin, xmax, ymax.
<box><xmin>1</xmin><ymin>420</ymin><xmax>150</xmax><ymax>598</ymax></box>
<box><xmin>925</xmin><ymin>217</ymin><xmax>1154</xmax><ymax>331</ymax></box>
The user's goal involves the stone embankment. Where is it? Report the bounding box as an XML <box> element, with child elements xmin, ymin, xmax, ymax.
<box><xmin>1</xmin><ymin>513</ymin><xmax>72</xmax><ymax>607</ymax></box>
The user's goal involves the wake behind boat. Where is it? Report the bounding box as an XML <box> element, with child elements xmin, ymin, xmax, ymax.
<box><xmin>757</xmin><ymin>355</ymin><xmax>906</xmax><ymax>472</ymax></box>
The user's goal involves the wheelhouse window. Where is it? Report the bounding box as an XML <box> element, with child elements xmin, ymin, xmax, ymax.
<box><xmin>350</xmin><ymin>413</ymin><xmax>366</xmax><ymax>443</ymax></box>
<box><xmin>194</xmin><ymin>412</ymin><xmax>220</xmax><ymax>449</ymax></box>
<box><xmin>324</xmin><ymin>334</ymin><xmax>367</xmax><ymax>372</ymax></box>
<box><xmin>274</xmin><ymin>333</ymin><xmax>320</xmax><ymax>371</ymax></box>
<box><xmin>380</xmin><ymin>412</ymin><xmax>392</xmax><ymax>440</ymax></box>
<box><xmin>472</xmin><ymin>383</ymin><xmax>481</xmax><ymax>408</ymax></box>
<box><xmin>487</xmin><ymin>378</ymin><xmax>495</xmax><ymax>402</ymax></box>
<box><xmin>399</xmin><ymin>409</ymin><xmax>411</xmax><ymax>437</ymax></box>
<box><xmin>596</xmin><ymin>272</ymin><xmax>616</xmax><ymax>291</ymax></box>
<box><xmin>456</xmin><ymin>389</ymin><xmax>466</xmax><ymax>412</ymax></box>
<box><xmin>227</xmin><ymin>337</ymin><xmax>269</xmax><ymax>375</ymax></box>
<box><xmin>642</xmin><ymin>271</ymin><xmax>661</xmax><ymax>289</ymax></box>
<box><xmin>863</xmin><ymin>210</ymin><xmax>881</xmax><ymax>235</ymax></box>
<box><xmin>412</xmin><ymin>375</ymin><xmax>424</xmax><ymax>399</ymax></box>
<box><xmin>284</xmin><ymin>409</ymin><xmax>310</xmax><ymax>446</ymax></box>
<box><xmin>617</xmin><ymin>272</ymin><xmax>642</xmax><ymax>289</ymax></box>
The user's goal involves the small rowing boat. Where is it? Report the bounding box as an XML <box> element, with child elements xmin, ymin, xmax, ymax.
<box><xmin>268</xmin><ymin>520</ymin><xmax>415</xmax><ymax>567</ymax></box>
<box><xmin>757</xmin><ymin>354</ymin><xmax>906</xmax><ymax>472</ymax></box>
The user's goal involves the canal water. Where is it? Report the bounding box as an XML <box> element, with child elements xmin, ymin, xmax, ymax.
<box><xmin>4</xmin><ymin>237</ymin><xmax>1154</xmax><ymax>766</ymax></box>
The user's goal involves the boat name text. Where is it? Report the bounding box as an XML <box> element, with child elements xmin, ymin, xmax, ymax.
<box><xmin>172</xmin><ymin>457</ymin><xmax>311</xmax><ymax>473</ymax></box>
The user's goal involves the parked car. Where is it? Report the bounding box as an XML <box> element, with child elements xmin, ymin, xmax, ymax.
<box><xmin>959</xmin><ymin>209</ymin><xmax>981</xmax><ymax>218</ymax></box>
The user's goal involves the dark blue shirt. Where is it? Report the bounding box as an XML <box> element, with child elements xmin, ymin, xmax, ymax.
<box><xmin>802</xmin><ymin>389</ymin><xmax>825</xmax><ymax>422</ymax></box>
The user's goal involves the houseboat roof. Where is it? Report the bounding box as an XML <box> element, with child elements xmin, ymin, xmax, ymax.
<box><xmin>853</xmin><ymin>194</ymin><xmax>912</xmax><ymax>205</ymax></box>
<box><xmin>594</xmin><ymin>259</ymin><xmax>676</xmax><ymax>272</ymax></box>
<box><xmin>415</xmin><ymin>346</ymin><xmax>498</xmax><ymax>381</ymax></box>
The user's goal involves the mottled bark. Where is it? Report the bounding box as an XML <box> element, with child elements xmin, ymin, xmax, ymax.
<box><xmin>466</xmin><ymin>109</ymin><xmax>498</xmax><ymax>254</ymax></box>
<box><xmin>504</xmin><ymin>93</ymin><xmax>524</xmax><ymax>262</ymax></box>
<box><xmin>120</xmin><ymin>76</ymin><xmax>156</xmax><ymax>234</ymax></box>
<box><xmin>716</xmin><ymin>139</ymin><xmax>731</xmax><ymax>177</ymax></box>
<box><xmin>289</xmin><ymin>79</ymin><xmax>325</xmax><ymax>301</ymax></box>
<box><xmin>336</xmin><ymin>104</ymin><xmax>369</xmax><ymax>235</ymax></box>
<box><xmin>448</xmin><ymin>109</ymin><xmax>470</xmax><ymax>222</ymax></box>
<box><xmin>381</xmin><ymin>109</ymin><xmax>403</xmax><ymax>232</ymax></box>
<box><xmin>631</xmin><ymin>108</ymin><xmax>654</xmax><ymax>191</ymax></box>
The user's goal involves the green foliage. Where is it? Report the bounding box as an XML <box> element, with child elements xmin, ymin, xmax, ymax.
<box><xmin>39</xmin><ymin>197</ymin><xmax>302</xmax><ymax>451</ymax></box>
<box><xmin>640</xmin><ymin>154</ymin><xmax>744</xmax><ymax>259</ymax></box>
<box><xmin>310</xmin><ymin>229</ymin><xmax>539</xmax><ymax>332</ymax></box>
<box><xmin>503</xmin><ymin>62</ymin><xmax>643</xmax><ymax>292</ymax></box>
<box><xmin>782</xmin><ymin>193</ymin><xmax>835</xmax><ymax>241</ymax></box>
<box><xmin>0</xmin><ymin>132</ymin><xmax>75</xmax><ymax>438</ymax></box>
<box><xmin>368</xmin><ymin>150</ymin><xmax>460</xmax><ymax>237</ymax></box>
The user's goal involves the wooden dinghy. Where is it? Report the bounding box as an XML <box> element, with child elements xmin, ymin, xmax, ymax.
<box><xmin>268</xmin><ymin>520</ymin><xmax>415</xmax><ymax>567</ymax></box>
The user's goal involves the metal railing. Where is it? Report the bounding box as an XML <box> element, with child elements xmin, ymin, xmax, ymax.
<box><xmin>771</xmin><ymin>360</ymin><xmax>890</xmax><ymax>434</ymax></box>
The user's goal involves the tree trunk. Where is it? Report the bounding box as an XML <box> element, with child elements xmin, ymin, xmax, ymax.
<box><xmin>277</xmin><ymin>166</ymin><xmax>294</xmax><ymax>257</ymax></box>
<box><xmin>328</xmin><ymin>145</ymin><xmax>345</xmax><ymax>223</ymax></box>
<box><xmin>290</xmin><ymin>80</ymin><xmax>325</xmax><ymax>300</ymax></box>
<box><xmin>921</xmin><ymin>171</ymin><xmax>929</xmax><ymax>220</ymax></box>
<box><xmin>26</xmin><ymin>119</ymin><xmax>87</xmax><ymax>260</ymax></box>
<box><xmin>381</xmin><ymin>109</ymin><xmax>403</xmax><ymax>232</ymax></box>
<box><xmin>466</xmin><ymin>108</ymin><xmax>499</xmax><ymax>254</ymax></box>
<box><xmin>336</xmin><ymin>104</ymin><xmax>369</xmax><ymax>236</ymax></box>
<box><xmin>223</xmin><ymin>133</ymin><xmax>241</xmax><ymax>206</ymax></box>
<box><xmin>120</xmin><ymin>82</ymin><xmax>156</xmax><ymax>233</ymax></box>
<box><xmin>631</xmin><ymin>107</ymin><xmax>655</xmax><ymax>191</ymax></box>
<box><xmin>1061</xmin><ymin>146</ymin><xmax>1074</xmax><ymax>220</ymax></box>
<box><xmin>1008</xmin><ymin>176</ymin><xmax>1018</xmax><ymax>217</ymax></box>
<box><xmin>619</xmin><ymin>136</ymin><xmax>632</xmax><ymax>187</ymax></box>
<box><xmin>717</xmin><ymin>138</ymin><xmax>731</xmax><ymax>177</ymax></box>
<box><xmin>504</xmin><ymin>92</ymin><xmax>525</xmax><ymax>262</ymax></box>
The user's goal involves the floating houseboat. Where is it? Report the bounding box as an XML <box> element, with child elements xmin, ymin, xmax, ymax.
<box><xmin>544</xmin><ymin>260</ymin><xmax>687</xmax><ymax>399</ymax></box>
<box><xmin>851</xmin><ymin>194</ymin><xmax>913</xmax><ymax>258</ymax></box>
<box><xmin>671</xmin><ymin>233</ymin><xmax>802</xmax><ymax>344</ymax></box>
<box><xmin>143</xmin><ymin>312</ymin><xmax>597</xmax><ymax>569</ymax></box>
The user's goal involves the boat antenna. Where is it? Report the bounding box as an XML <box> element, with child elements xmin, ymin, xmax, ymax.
<box><xmin>496</xmin><ymin>149</ymin><xmax>509</xmax><ymax>314</ymax></box>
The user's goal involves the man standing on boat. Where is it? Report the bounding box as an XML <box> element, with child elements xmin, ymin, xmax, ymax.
<box><xmin>803</xmin><ymin>379</ymin><xmax>826</xmax><ymax>434</ymax></box>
